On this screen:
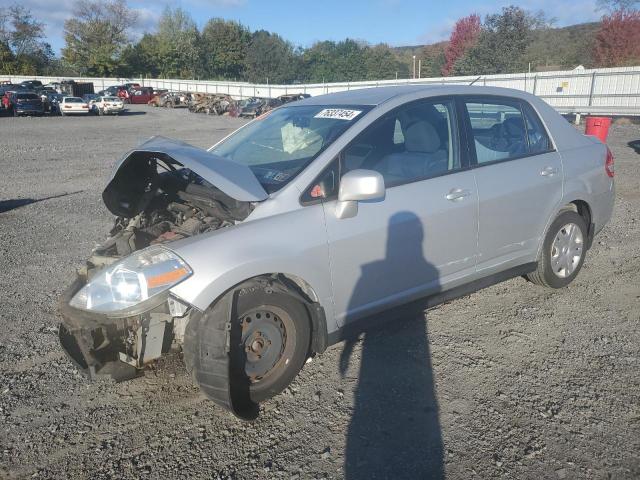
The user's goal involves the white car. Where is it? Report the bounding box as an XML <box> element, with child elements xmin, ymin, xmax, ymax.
<box><xmin>59</xmin><ymin>97</ymin><xmax>90</xmax><ymax>116</ymax></box>
<box><xmin>90</xmin><ymin>96</ymin><xmax>125</xmax><ymax>115</ymax></box>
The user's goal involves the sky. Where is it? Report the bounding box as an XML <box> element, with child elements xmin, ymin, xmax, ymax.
<box><xmin>19</xmin><ymin>0</ymin><xmax>603</xmax><ymax>53</ymax></box>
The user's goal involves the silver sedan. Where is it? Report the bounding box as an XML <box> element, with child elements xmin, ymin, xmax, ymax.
<box><xmin>59</xmin><ymin>85</ymin><xmax>615</xmax><ymax>418</ymax></box>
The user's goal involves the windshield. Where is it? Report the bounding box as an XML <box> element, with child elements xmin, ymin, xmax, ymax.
<box><xmin>65</xmin><ymin>98</ymin><xmax>82</xmax><ymax>103</ymax></box>
<box><xmin>211</xmin><ymin>104</ymin><xmax>370</xmax><ymax>193</ymax></box>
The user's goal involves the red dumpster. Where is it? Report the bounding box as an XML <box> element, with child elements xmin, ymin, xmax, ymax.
<box><xmin>585</xmin><ymin>116</ymin><xmax>611</xmax><ymax>143</ymax></box>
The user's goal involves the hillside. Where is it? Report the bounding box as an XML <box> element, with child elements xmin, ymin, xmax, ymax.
<box><xmin>393</xmin><ymin>22</ymin><xmax>601</xmax><ymax>75</ymax></box>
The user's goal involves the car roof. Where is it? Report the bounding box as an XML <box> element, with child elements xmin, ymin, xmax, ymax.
<box><xmin>294</xmin><ymin>85</ymin><xmax>538</xmax><ymax>106</ymax></box>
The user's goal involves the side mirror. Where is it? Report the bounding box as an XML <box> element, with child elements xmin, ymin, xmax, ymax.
<box><xmin>336</xmin><ymin>169</ymin><xmax>385</xmax><ymax>219</ymax></box>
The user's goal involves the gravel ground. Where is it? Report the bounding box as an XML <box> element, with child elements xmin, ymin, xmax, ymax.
<box><xmin>0</xmin><ymin>106</ymin><xmax>639</xmax><ymax>480</ymax></box>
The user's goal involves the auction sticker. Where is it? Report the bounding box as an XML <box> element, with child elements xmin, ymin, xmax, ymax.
<box><xmin>314</xmin><ymin>109</ymin><xmax>362</xmax><ymax>121</ymax></box>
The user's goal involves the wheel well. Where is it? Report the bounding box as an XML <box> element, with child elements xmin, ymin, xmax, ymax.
<box><xmin>564</xmin><ymin>200</ymin><xmax>593</xmax><ymax>245</ymax></box>
<box><xmin>217</xmin><ymin>274</ymin><xmax>328</xmax><ymax>355</ymax></box>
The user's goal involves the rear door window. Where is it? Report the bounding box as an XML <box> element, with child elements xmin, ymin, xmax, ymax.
<box><xmin>465</xmin><ymin>100</ymin><xmax>528</xmax><ymax>164</ymax></box>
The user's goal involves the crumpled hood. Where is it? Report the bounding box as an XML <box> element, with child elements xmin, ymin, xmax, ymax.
<box><xmin>106</xmin><ymin>136</ymin><xmax>268</xmax><ymax>203</ymax></box>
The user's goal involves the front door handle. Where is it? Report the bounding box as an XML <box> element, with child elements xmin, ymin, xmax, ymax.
<box><xmin>540</xmin><ymin>166</ymin><xmax>559</xmax><ymax>177</ymax></box>
<box><xmin>446</xmin><ymin>188</ymin><xmax>471</xmax><ymax>202</ymax></box>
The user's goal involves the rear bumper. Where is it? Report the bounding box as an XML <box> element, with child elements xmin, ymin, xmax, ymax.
<box><xmin>15</xmin><ymin>108</ymin><xmax>44</xmax><ymax>115</ymax></box>
<box><xmin>58</xmin><ymin>274</ymin><xmax>178</xmax><ymax>381</ymax></box>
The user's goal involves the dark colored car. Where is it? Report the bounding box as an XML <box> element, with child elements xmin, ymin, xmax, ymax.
<box><xmin>0</xmin><ymin>83</ymin><xmax>21</xmax><ymax>96</ymax></box>
<box><xmin>102</xmin><ymin>85</ymin><xmax>124</xmax><ymax>96</ymax></box>
<box><xmin>10</xmin><ymin>92</ymin><xmax>44</xmax><ymax>116</ymax></box>
<box><xmin>45</xmin><ymin>92</ymin><xmax>64</xmax><ymax>114</ymax></box>
<box><xmin>19</xmin><ymin>80</ymin><xmax>44</xmax><ymax>90</ymax></box>
<box><xmin>238</xmin><ymin>97</ymin><xmax>283</xmax><ymax>118</ymax></box>
<box><xmin>278</xmin><ymin>93</ymin><xmax>311</xmax><ymax>104</ymax></box>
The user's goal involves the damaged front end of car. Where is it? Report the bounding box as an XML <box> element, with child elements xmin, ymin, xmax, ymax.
<box><xmin>58</xmin><ymin>136</ymin><xmax>267</xmax><ymax>382</ymax></box>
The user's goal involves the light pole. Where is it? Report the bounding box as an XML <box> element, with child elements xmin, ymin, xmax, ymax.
<box><xmin>418</xmin><ymin>59</ymin><xmax>421</xmax><ymax>79</ymax></box>
<box><xmin>412</xmin><ymin>55</ymin><xmax>416</xmax><ymax>79</ymax></box>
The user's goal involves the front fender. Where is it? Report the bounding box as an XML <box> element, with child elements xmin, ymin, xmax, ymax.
<box><xmin>168</xmin><ymin>204</ymin><xmax>337</xmax><ymax>332</ymax></box>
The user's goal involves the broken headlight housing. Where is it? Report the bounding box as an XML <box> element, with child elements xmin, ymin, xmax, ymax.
<box><xmin>69</xmin><ymin>246</ymin><xmax>192</xmax><ymax>314</ymax></box>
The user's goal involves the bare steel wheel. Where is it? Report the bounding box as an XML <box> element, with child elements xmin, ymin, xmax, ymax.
<box><xmin>240</xmin><ymin>306</ymin><xmax>295</xmax><ymax>384</ymax></box>
<box><xmin>550</xmin><ymin>222</ymin><xmax>584</xmax><ymax>278</ymax></box>
<box><xmin>233</xmin><ymin>288</ymin><xmax>310</xmax><ymax>403</ymax></box>
<box><xmin>527</xmin><ymin>209</ymin><xmax>588</xmax><ymax>288</ymax></box>
<box><xmin>185</xmin><ymin>280</ymin><xmax>311</xmax><ymax>413</ymax></box>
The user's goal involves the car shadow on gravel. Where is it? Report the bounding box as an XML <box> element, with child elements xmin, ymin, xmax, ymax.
<box><xmin>0</xmin><ymin>191</ymin><xmax>83</xmax><ymax>214</ymax></box>
<box><xmin>628</xmin><ymin>140</ymin><xmax>640</xmax><ymax>154</ymax></box>
<box><xmin>340</xmin><ymin>212</ymin><xmax>444</xmax><ymax>479</ymax></box>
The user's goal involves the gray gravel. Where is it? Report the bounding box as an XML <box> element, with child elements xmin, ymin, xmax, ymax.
<box><xmin>0</xmin><ymin>106</ymin><xmax>639</xmax><ymax>479</ymax></box>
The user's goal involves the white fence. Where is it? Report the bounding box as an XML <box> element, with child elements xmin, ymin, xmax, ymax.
<box><xmin>3</xmin><ymin>65</ymin><xmax>640</xmax><ymax>116</ymax></box>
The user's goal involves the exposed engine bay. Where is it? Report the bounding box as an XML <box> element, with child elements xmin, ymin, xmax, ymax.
<box><xmin>96</xmin><ymin>153</ymin><xmax>253</xmax><ymax>261</ymax></box>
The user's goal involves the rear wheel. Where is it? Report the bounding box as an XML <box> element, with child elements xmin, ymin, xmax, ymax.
<box><xmin>527</xmin><ymin>210</ymin><xmax>588</xmax><ymax>288</ymax></box>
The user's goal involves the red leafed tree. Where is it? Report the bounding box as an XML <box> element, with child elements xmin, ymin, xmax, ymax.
<box><xmin>442</xmin><ymin>14</ymin><xmax>481</xmax><ymax>76</ymax></box>
<box><xmin>593</xmin><ymin>10</ymin><xmax>640</xmax><ymax>67</ymax></box>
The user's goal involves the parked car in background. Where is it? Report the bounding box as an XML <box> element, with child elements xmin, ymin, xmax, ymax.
<box><xmin>0</xmin><ymin>83</ymin><xmax>21</xmax><ymax>96</ymax></box>
<box><xmin>123</xmin><ymin>82</ymin><xmax>141</xmax><ymax>91</ymax></box>
<box><xmin>45</xmin><ymin>92</ymin><xmax>64</xmax><ymax>114</ymax></box>
<box><xmin>101</xmin><ymin>85</ymin><xmax>124</xmax><ymax>96</ymax></box>
<box><xmin>278</xmin><ymin>93</ymin><xmax>311</xmax><ymax>104</ymax></box>
<box><xmin>90</xmin><ymin>96</ymin><xmax>125</xmax><ymax>115</ymax></box>
<box><xmin>82</xmin><ymin>93</ymin><xmax>99</xmax><ymax>105</ymax></box>
<box><xmin>10</xmin><ymin>91</ymin><xmax>44</xmax><ymax>116</ymax></box>
<box><xmin>59</xmin><ymin>97</ymin><xmax>90</xmax><ymax>116</ymax></box>
<box><xmin>57</xmin><ymin>85</ymin><xmax>615</xmax><ymax>418</ymax></box>
<box><xmin>120</xmin><ymin>86</ymin><xmax>155</xmax><ymax>104</ymax></box>
<box><xmin>45</xmin><ymin>82</ymin><xmax>63</xmax><ymax>93</ymax></box>
<box><xmin>19</xmin><ymin>80</ymin><xmax>44</xmax><ymax>90</ymax></box>
<box><xmin>238</xmin><ymin>97</ymin><xmax>282</xmax><ymax>118</ymax></box>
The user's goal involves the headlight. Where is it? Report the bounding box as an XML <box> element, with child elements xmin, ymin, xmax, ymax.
<box><xmin>70</xmin><ymin>246</ymin><xmax>192</xmax><ymax>313</ymax></box>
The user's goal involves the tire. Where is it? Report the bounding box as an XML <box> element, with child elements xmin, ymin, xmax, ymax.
<box><xmin>186</xmin><ymin>282</ymin><xmax>311</xmax><ymax>405</ymax></box>
<box><xmin>527</xmin><ymin>209</ymin><xmax>588</xmax><ymax>288</ymax></box>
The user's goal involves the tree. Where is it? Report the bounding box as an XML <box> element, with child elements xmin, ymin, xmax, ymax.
<box><xmin>421</xmin><ymin>42</ymin><xmax>446</xmax><ymax>78</ymax></box>
<box><xmin>0</xmin><ymin>5</ymin><xmax>54</xmax><ymax>74</ymax></box>
<box><xmin>200</xmin><ymin>19</ymin><xmax>250</xmax><ymax>80</ymax></box>
<box><xmin>453</xmin><ymin>6</ymin><xmax>549</xmax><ymax>75</ymax></box>
<box><xmin>153</xmin><ymin>7</ymin><xmax>201</xmax><ymax>78</ymax></box>
<box><xmin>442</xmin><ymin>14</ymin><xmax>480</xmax><ymax>76</ymax></box>
<box><xmin>244</xmin><ymin>30</ymin><xmax>296</xmax><ymax>83</ymax></box>
<box><xmin>593</xmin><ymin>9</ymin><xmax>640</xmax><ymax>66</ymax></box>
<box><xmin>62</xmin><ymin>0</ymin><xmax>137</xmax><ymax>76</ymax></box>
<box><xmin>0</xmin><ymin>40</ymin><xmax>16</xmax><ymax>74</ymax></box>
<box><xmin>363</xmin><ymin>43</ymin><xmax>407</xmax><ymax>80</ymax></box>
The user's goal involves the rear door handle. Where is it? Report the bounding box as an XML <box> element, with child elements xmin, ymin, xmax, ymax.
<box><xmin>446</xmin><ymin>188</ymin><xmax>471</xmax><ymax>202</ymax></box>
<box><xmin>540</xmin><ymin>166</ymin><xmax>558</xmax><ymax>176</ymax></box>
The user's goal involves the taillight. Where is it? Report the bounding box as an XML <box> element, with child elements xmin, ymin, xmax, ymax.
<box><xmin>605</xmin><ymin>147</ymin><xmax>614</xmax><ymax>178</ymax></box>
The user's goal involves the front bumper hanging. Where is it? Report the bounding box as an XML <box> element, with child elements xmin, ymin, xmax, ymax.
<box><xmin>58</xmin><ymin>275</ymin><xmax>175</xmax><ymax>382</ymax></box>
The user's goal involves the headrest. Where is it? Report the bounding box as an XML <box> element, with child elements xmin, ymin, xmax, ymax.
<box><xmin>404</xmin><ymin>121</ymin><xmax>440</xmax><ymax>153</ymax></box>
<box><xmin>503</xmin><ymin>117</ymin><xmax>525</xmax><ymax>136</ymax></box>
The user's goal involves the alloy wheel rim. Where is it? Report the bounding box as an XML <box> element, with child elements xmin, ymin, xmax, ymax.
<box><xmin>551</xmin><ymin>222</ymin><xmax>584</xmax><ymax>278</ymax></box>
